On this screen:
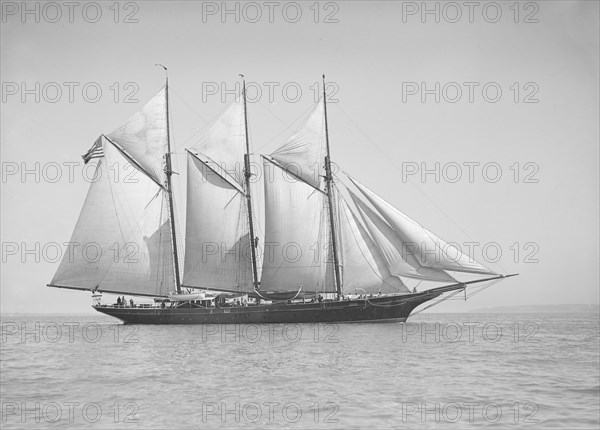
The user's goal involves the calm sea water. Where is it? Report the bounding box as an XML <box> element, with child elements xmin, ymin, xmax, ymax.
<box><xmin>1</xmin><ymin>312</ymin><xmax>598</xmax><ymax>429</ymax></box>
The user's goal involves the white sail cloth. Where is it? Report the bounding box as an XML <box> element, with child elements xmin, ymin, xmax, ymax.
<box><xmin>189</xmin><ymin>101</ymin><xmax>246</xmax><ymax>186</ymax></box>
<box><xmin>270</xmin><ymin>102</ymin><xmax>325</xmax><ymax>189</ymax></box>
<box><xmin>182</xmin><ymin>152</ymin><xmax>254</xmax><ymax>293</ymax></box>
<box><xmin>350</xmin><ymin>177</ymin><xmax>497</xmax><ymax>275</ymax></box>
<box><xmin>349</xmin><ymin>190</ymin><xmax>455</xmax><ymax>283</ymax></box>
<box><xmin>107</xmin><ymin>86</ymin><xmax>169</xmax><ymax>185</ymax></box>
<box><xmin>51</xmin><ymin>137</ymin><xmax>175</xmax><ymax>296</ymax></box>
<box><xmin>259</xmin><ymin>158</ymin><xmax>335</xmax><ymax>293</ymax></box>
<box><xmin>339</xmin><ymin>199</ymin><xmax>409</xmax><ymax>294</ymax></box>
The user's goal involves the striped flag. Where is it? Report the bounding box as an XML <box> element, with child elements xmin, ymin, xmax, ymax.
<box><xmin>82</xmin><ymin>136</ymin><xmax>104</xmax><ymax>164</ymax></box>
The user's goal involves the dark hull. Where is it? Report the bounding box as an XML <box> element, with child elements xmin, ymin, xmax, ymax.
<box><xmin>93</xmin><ymin>292</ymin><xmax>442</xmax><ymax>324</ymax></box>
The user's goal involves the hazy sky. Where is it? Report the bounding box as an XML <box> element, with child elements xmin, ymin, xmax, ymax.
<box><xmin>1</xmin><ymin>1</ymin><xmax>598</xmax><ymax>314</ymax></box>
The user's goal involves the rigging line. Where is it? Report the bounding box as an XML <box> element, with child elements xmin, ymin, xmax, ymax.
<box><xmin>332</xmin><ymin>103</ymin><xmax>506</xmax><ymax>273</ymax></box>
<box><xmin>168</xmin><ymin>86</ymin><xmax>209</xmax><ymax>126</ymax></box>
<box><xmin>465</xmin><ymin>279</ymin><xmax>502</xmax><ymax>299</ymax></box>
<box><xmin>411</xmin><ymin>289</ymin><xmax>465</xmax><ymax>315</ymax></box>
<box><xmin>253</xmin><ymin>101</ymin><xmax>317</xmax><ymax>152</ymax></box>
<box><xmin>167</xmin><ymin>89</ymin><xmax>233</xmax><ymax>153</ymax></box>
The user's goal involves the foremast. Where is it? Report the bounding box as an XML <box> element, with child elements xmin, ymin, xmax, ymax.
<box><xmin>241</xmin><ymin>76</ymin><xmax>260</xmax><ymax>291</ymax></box>
<box><xmin>160</xmin><ymin>66</ymin><xmax>182</xmax><ymax>293</ymax></box>
<box><xmin>322</xmin><ymin>75</ymin><xmax>342</xmax><ymax>297</ymax></box>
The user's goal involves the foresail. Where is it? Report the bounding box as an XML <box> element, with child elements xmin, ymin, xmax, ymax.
<box><xmin>270</xmin><ymin>101</ymin><xmax>325</xmax><ymax>189</ymax></box>
<box><xmin>182</xmin><ymin>152</ymin><xmax>253</xmax><ymax>293</ymax></box>
<box><xmin>50</xmin><ymin>137</ymin><xmax>175</xmax><ymax>296</ymax></box>
<box><xmin>260</xmin><ymin>157</ymin><xmax>335</xmax><ymax>293</ymax></box>
<box><xmin>339</xmin><ymin>199</ymin><xmax>410</xmax><ymax>295</ymax></box>
<box><xmin>107</xmin><ymin>86</ymin><xmax>168</xmax><ymax>185</ymax></box>
<box><xmin>189</xmin><ymin>101</ymin><xmax>246</xmax><ymax>186</ymax></box>
<box><xmin>349</xmin><ymin>190</ymin><xmax>456</xmax><ymax>283</ymax></box>
<box><xmin>350</xmin><ymin>177</ymin><xmax>497</xmax><ymax>275</ymax></box>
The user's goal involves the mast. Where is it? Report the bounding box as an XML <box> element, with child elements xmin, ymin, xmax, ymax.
<box><xmin>161</xmin><ymin>66</ymin><xmax>182</xmax><ymax>293</ymax></box>
<box><xmin>241</xmin><ymin>75</ymin><xmax>260</xmax><ymax>290</ymax></box>
<box><xmin>322</xmin><ymin>74</ymin><xmax>342</xmax><ymax>297</ymax></box>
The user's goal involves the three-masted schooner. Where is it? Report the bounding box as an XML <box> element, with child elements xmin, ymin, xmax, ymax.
<box><xmin>48</xmin><ymin>73</ymin><xmax>516</xmax><ymax>324</ymax></box>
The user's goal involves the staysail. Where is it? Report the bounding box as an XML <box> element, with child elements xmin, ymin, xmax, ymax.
<box><xmin>50</xmin><ymin>137</ymin><xmax>175</xmax><ymax>296</ymax></box>
<box><xmin>338</xmin><ymin>198</ymin><xmax>409</xmax><ymax>294</ymax></box>
<box><xmin>350</xmin><ymin>177</ymin><xmax>496</xmax><ymax>275</ymax></box>
<box><xmin>348</xmin><ymin>189</ymin><xmax>456</xmax><ymax>283</ymax></box>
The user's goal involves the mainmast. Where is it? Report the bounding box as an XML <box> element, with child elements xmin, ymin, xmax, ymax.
<box><xmin>241</xmin><ymin>75</ymin><xmax>260</xmax><ymax>290</ymax></box>
<box><xmin>322</xmin><ymin>74</ymin><xmax>342</xmax><ymax>297</ymax></box>
<box><xmin>160</xmin><ymin>66</ymin><xmax>182</xmax><ymax>293</ymax></box>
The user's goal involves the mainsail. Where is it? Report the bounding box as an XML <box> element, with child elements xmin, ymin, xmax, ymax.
<box><xmin>182</xmin><ymin>98</ymin><xmax>255</xmax><ymax>293</ymax></box>
<box><xmin>259</xmin><ymin>157</ymin><xmax>335</xmax><ymax>293</ymax></box>
<box><xmin>50</xmin><ymin>137</ymin><xmax>175</xmax><ymax>296</ymax></box>
<box><xmin>182</xmin><ymin>151</ymin><xmax>253</xmax><ymax>292</ymax></box>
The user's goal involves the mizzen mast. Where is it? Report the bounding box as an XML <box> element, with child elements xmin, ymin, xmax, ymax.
<box><xmin>322</xmin><ymin>74</ymin><xmax>342</xmax><ymax>297</ymax></box>
<box><xmin>241</xmin><ymin>75</ymin><xmax>260</xmax><ymax>291</ymax></box>
<box><xmin>158</xmin><ymin>64</ymin><xmax>182</xmax><ymax>293</ymax></box>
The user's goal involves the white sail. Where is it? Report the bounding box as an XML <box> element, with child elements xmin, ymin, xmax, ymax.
<box><xmin>190</xmin><ymin>101</ymin><xmax>246</xmax><ymax>186</ymax></box>
<box><xmin>350</xmin><ymin>177</ymin><xmax>497</xmax><ymax>275</ymax></box>
<box><xmin>260</xmin><ymin>158</ymin><xmax>335</xmax><ymax>293</ymax></box>
<box><xmin>270</xmin><ymin>102</ymin><xmax>325</xmax><ymax>189</ymax></box>
<box><xmin>339</xmin><ymin>199</ymin><xmax>409</xmax><ymax>294</ymax></box>
<box><xmin>107</xmin><ymin>87</ymin><xmax>168</xmax><ymax>185</ymax></box>
<box><xmin>349</xmin><ymin>190</ymin><xmax>456</xmax><ymax>283</ymax></box>
<box><xmin>182</xmin><ymin>152</ymin><xmax>253</xmax><ymax>293</ymax></box>
<box><xmin>51</xmin><ymin>137</ymin><xmax>175</xmax><ymax>296</ymax></box>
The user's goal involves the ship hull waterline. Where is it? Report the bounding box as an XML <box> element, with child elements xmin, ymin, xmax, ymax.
<box><xmin>93</xmin><ymin>291</ymin><xmax>443</xmax><ymax>324</ymax></box>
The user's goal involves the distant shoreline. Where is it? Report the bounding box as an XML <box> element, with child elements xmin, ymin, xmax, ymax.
<box><xmin>468</xmin><ymin>304</ymin><xmax>600</xmax><ymax>314</ymax></box>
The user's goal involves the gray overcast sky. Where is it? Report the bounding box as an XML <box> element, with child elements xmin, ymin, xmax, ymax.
<box><xmin>1</xmin><ymin>1</ymin><xmax>598</xmax><ymax>313</ymax></box>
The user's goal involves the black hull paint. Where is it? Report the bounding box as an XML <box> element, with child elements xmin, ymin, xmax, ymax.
<box><xmin>93</xmin><ymin>292</ymin><xmax>442</xmax><ymax>324</ymax></box>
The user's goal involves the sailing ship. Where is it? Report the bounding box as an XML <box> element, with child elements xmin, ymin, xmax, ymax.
<box><xmin>48</xmin><ymin>72</ymin><xmax>516</xmax><ymax>324</ymax></box>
